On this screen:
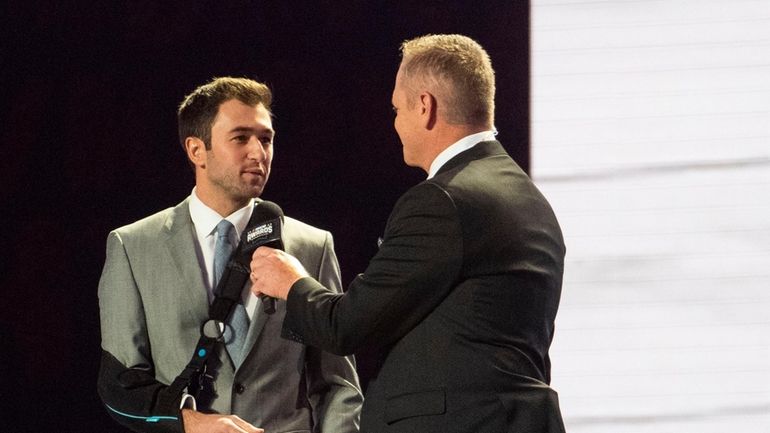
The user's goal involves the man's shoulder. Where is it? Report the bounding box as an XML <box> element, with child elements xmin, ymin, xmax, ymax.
<box><xmin>111</xmin><ymin>199</ymin><xmax>188</xmax><ymax>239</ymax></box>
<box><xmin>283</xmin><ymin>215</ymin><xmax>329</xmax><ymax>239</ymax></box>
<box><xmin>281</xmin><ymin>214</ymin><xmax>334</xmax><ymax>255</ymax></box>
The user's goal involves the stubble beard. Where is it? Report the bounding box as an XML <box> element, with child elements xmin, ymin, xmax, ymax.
<box><xmin>212</xmin><ymin>171</ymin><xmax>265</xmax><ymax>206</ymax></box>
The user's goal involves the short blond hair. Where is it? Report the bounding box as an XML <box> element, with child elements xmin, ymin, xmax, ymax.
<box><xmin>400</xmin><ymin>34</ymin><xmax>495</xmax><ymax>126</ymax></box>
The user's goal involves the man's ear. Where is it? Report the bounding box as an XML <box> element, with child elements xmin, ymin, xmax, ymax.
<box><xmin>185</xmin><ymin>137</ymin><xmax>207</xmax><ymax>168</ymax></box>
<box><xmin>419</xmin><ymin>91</ymin><xmax>438</xmax><ymax>130</ymax></box>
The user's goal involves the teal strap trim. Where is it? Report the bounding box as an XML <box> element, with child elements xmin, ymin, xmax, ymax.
<box><xmin>105</xmin><ymin>404</ymin><xmax>178</xmax><ymax>423</ymax></box>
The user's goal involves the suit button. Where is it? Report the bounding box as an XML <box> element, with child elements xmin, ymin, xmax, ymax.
<box><xmin>234</xmin><ymin>383</ymin><xmax>245</xmax><ymax>394</ymax></box>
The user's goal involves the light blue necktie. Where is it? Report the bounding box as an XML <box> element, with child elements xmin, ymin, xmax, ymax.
<box><xmin>214</xmin><ymin>219</ymin><xmax>250</xmax><ymax>368</ymax></box>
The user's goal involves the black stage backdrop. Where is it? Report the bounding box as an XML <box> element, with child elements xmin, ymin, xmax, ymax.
<box><xmin>0</xmin><ymin>2</ymin><xmax>528</xmax><ymax>431</ymax></box>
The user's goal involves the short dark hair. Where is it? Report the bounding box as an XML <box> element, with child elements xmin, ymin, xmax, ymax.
<box><xmin>177</xmin><ymin>77</ymin><xmax>272</xmax><ymax>150</ymax></box>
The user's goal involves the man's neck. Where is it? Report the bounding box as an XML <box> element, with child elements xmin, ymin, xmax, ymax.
<box><xmin>420</xmin><ymin>123</ymin><xmax>490</xmax><ymax>172</ymax></box>
<box><xmin>194</xmin><ymin>185</ymin><xmax>250</xmax><ymax>218</ymax></box>
<box><xmin>425</xmin><ymin>129</ymin><xmax>496</xmax><ymax>178</ymax></box>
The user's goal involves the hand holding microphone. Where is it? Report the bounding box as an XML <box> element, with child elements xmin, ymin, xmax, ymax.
<box><xmin>249</xmin><ymin>246</ymin><xmax>309</xmax><ymax>301</ymax></box>
<box><xmin>242</xmin><ymin>201</ymin><xmax>309</xmax><ymax>305</ymax></box>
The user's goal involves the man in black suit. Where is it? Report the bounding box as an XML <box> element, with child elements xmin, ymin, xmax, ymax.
<box><xmin>250</xmin><ymin>34</ymin><xmax>566</xmax><ymax>433</ymax></box>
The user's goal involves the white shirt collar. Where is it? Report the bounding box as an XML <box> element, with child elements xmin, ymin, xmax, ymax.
<box><xmin>188</xmin><ymin>188</ymin><xmax>258</xmax><ymax>312</ymax></box>
<box><xmin>426</xmin><ymin>129</ymin><xmax>497</xmax><ymax>179</ymax></box>
<box><xmin>188</xmin><ymin>187</ymin><xmax>255</xmax><ymax>244</ymax></box>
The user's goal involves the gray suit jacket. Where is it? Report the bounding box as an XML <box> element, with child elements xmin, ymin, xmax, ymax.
<box><xmin>98</xmin><ymin>198</ymin><xmax>362</xmax><ymax>432</ymax></box>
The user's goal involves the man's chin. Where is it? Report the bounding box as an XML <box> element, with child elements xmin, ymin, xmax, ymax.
<box><xmin>249</xmin><ymin>185</ymin><xmax>266</xmax><ymax>198</ymax></box>
<box><xmin>402</xmin><ymin>156</ymin><xmax>420</xmax><ymax>169</ymax></box>
<box><xmin>233</xmin><ymin>185</ymin><xmax>264</xmax><ymax>201</ymax></box>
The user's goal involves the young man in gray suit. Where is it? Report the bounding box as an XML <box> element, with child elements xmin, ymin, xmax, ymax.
<box><xmin>250</xmin><ymin>35</ymin><xmax>566</xmax><ymax>432</ymax></box>
<box><xmin>98</xmin><ymin>77</ymin><xmax>363</xmax><ymax>433</ymax></box>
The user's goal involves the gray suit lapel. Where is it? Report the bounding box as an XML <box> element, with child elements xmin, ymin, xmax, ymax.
<box><xmin>238</xmin><ymin>294</ymin><xmax>270</xmax><ymax>370</ymax></box>
<box><xmin>162</xmin><ymin>199</ymin><xmax>210</xmax><ymax>326</ymax></box>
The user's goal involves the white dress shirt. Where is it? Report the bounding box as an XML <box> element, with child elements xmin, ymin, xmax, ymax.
<box><xmin>188</xmin><ymin>188</ymin><xmax>261</xmax><ymax>320</ymax></box>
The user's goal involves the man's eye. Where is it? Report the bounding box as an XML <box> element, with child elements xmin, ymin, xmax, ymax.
<box><xmin>260</xmin><ymin>137</ymin><xmax>273</xmax><ymax>145</ymax></box>
<box><xmin>233</xmin><ymin>135</ymin><xmax>248</xmax><ymax>142</ymax></box>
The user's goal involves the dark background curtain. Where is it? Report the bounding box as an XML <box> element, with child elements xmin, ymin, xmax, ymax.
<box><xmin>0</xmin><ymin>1</ymin><xmax>528</xmax><ymax>431</ymax></box>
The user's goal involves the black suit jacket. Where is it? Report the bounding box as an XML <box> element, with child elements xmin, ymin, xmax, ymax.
<box><xmin>284</xmin><ymin>141</ymin><xmax>566</xmax><ymax>433</ymax></box>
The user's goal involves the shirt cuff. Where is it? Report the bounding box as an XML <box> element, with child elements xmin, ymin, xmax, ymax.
<box><xmin>180</xmin><ymin>393</ymin><xmax>197</xmax><ymax>411</ymax></box>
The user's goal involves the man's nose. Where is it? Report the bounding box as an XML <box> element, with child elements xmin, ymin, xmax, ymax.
<box><xmin>247</xmin><ymin>137</ymin><xmax>266</xmax><ymax>160</ymax></box>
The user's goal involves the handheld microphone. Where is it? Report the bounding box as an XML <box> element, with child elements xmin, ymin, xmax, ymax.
<box><xmin>238</xmin><ymin>200</ymin><xmax>285</xmax><ymax>314</ymax></box>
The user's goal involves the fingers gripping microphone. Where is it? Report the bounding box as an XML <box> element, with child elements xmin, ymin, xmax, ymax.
<box><xmin>238</xmin><ymin>200</ymin><xmax>284</xmax><ymax>314</ymax></box>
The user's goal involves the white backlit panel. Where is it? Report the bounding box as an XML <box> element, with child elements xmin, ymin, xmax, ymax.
<box><xmin>532</xmin><ymin>1</ymin><xmax>770</xmax><ymax>432</ymax></box>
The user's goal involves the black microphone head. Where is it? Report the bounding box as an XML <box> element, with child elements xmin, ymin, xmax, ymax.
<box><xmin>252</xmin><ymin>200</ymin><xmax>284</xmax><ymax>221</ymax></box>
<box><xmin>243</xmin><ymin>200</ymin><xmax>284</xmax><ymax>315</ymax></box>
<box><xmin>241</xmin><ymin>200</ymin><xmax>284</xmax><ymax>253</ymax></box>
